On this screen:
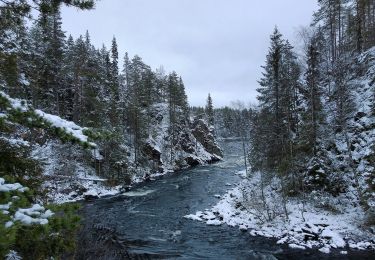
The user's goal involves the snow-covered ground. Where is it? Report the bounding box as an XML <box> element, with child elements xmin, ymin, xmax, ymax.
<box><xmin>185</xmin><ymin>170</ymin><xmax>375</xmax><ymax>253</ymax></box>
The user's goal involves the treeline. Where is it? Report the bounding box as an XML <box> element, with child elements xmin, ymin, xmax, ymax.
<box><xmin>214</xmin><ymin>105</ymin><xmax>252</xmax><ymax>139</ymax></box>
<box><xmin>191</xmin><ymin>98</ymin><xmax>253</xmax><ymax>139</ymax></box>
<box><xmin>0</xmin><ymin>0</ymin><xmax>193</xmax><ymax>173</ymax></box>
<box><xmin>249</xmin><ymin>0</ymin><xmax>375</xmax><ymax>210</ymax></box>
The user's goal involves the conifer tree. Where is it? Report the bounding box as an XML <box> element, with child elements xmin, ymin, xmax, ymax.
<box><xmin>251</xmin><ymin>28</ymin><xmax>301</xmax><ymax>174</ymax></box>
<box><xmin>177</xmin><ymin>77</ymin><xmax>189</xmax><ymax>121</ymax></box>
<box><xmin>167</xmin><ymin>71</ymin><xmax>179</xmax><ymax>156</ymax></box>
<box><xmin>28</xmin><ymin>0</ymin><xmax>66</xmax><ymax>113</ymax></box>
<box><xmin>126</xmin><ymin>55</ymin><xmax>148</xmax><ymax>164</ymax></box>
<box><xmin>301</xmin><ymin>35</ymin><xmax>324</xmax><ymax>156</ymax></box>
<box><xmin>205</xmin><ymin>93</ymin><xmax>214</xmax><ymax>126</ymax></box>
<box><xmin>108</xmin><ymin>36</ymin><xmax>120</xmax><ymax>126</ymax></box>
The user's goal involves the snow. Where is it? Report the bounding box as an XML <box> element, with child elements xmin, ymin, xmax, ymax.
<box><xmin>206</xmin><ymin>219</ymin><xmax>223</xmax><ymax>225</ymax></box>
<box><xmin>83</xmin><ymin>190</ymin><xmax>98</xmax><ymax>197</ymax></box>
<box><xmin>321</xmin><ymin>229</ymin><xmax>346</xmax><ymax>248</ymax></box>
<box><xmin>0</xmin><ymin>136</ymin><xmax>30</xmax><ymax>148</ymax></box>
<box><xmin>47</xmin><ymin>178</ymin><xmax>122</xmax><ymax>204</ymax></box>
<box><xmin>319</xmin><ymin>246</ymin><xmax>331</xmax><ymax>254</ymax></box>
<box><xmin>0</xmin><ymin>202</ymin><xmax>11</xmax><ymax>210</ymax></box>
<box><xmin>35</xmin><ymin>109</ymin><xmax>96</xmax><ymax>147</ymax></box>
<box><xmin>13</xmin><ymin>204</ymin><xmax>53</xmax><ymax>225</ymax></box>
<box><xmin>185</xmin><ymin>170</ymin><xmax>375</xmax><ymax>252</ymax></box>
<box><xmin>0</xmin><ymin>91</ymin><xmax>96</xmax><ymax>147</ymax></box>
<box><xmin>5</xmin><ymin>250</ymin><xmax>22</xmax><ymax>260</ymax></box>
<box><xmin>0</xmin><ymin>178</ymin><xmax>28</xmax><ymax>192</ymax></box>
<box><xmin>289</xmin><ymin>244</ymin><xmax>306</xmax><ymax>250</ymax></box>
<box><xmin>91</xmin><ymin>148</ymin><xmax>104</xmax><ymax>161</ymax></box>
<box><xmin>5</xmin><ymin>221</ymin><xmax>13</xmax><ymax>228</ymax></box>
<box><xmin>0</xmin><ymin>179</ymin><xmax>54</xmax><ymax>228</ymax></box>
<box><xmin>184</xmin><ymin>214</ymin><xmax>203</xmax><ymax>221</ymax></box>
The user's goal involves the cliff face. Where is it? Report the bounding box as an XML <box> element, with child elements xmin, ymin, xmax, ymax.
<box><xmin>191</xmin><ymin>118</ymin><xmax>223</xmax><ymax>159</ymax></box>
<box><xmin>142</xmin><ymin>103</ymin><xmax>223</xmax><ymax>172</ymax></box>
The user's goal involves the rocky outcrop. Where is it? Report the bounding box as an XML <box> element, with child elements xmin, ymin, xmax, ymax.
<box><xmin>191</xmin><ymin>118</ymin><xmax>223</xmax><ymax>159</ymax></box>
<box><xmin>142</xmin><ymin>104</ymin><xmax>223</xmax><ymax>171</ymax></box>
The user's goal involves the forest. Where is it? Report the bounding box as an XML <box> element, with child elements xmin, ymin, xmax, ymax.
<box><xmin>0</xmin><ymin>0</ymin><xmax>375</xmax><ymax>259</ymax></box>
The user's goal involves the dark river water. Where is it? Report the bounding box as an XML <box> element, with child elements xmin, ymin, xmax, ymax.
<box><xmin>76</xmin><ymin>140</ymin><xmax>374</xmax><ymax>260</ymax></box>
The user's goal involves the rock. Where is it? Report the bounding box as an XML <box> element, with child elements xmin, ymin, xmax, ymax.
<box><xmin>239</xmin><ymin>225</ymin><xmax>248</xmax><ymax>231</ymax></box>
<box><xmin>319</xmin><ymin>246</ymin><xmax>331</xmax><ymax>254</ymax></box>
<box><xmin>321</xmin><ymin>229</ymin><xmax>346</xmax><ymax>248</ymax></box>
<box><xmin>185</xmin><ymin>156</ymin><xmax>200</xmax><ymax>166</ymax></box>
<box><xmin>142</xmin><ymin>141</ymin><xmax>162</xmax><ymax>165</ymax></box>
<box><xmin>303</xmin><ymin>232</ymin><xmax>318</xmax><ymax>241</ymax></box>
<box><xmin>83</xmin><ymin>190</ymin><xmax>99</xmax><ymax>200</ymax></box>
<box><xmin>84</xmin><ymin>194</ymin><xmax>99</xmax><ymax>200</ymax></box>
<box><xmin>302</xmin><ymin>223</ymin><xmax>320</xmax><ymax>237</ymax></box>
<box><xmin>206</xmin><ymin>219</ymin><xmax>222</xmax><ymax>226</ymax></box>
<box><xmin>191</xmin><ymin>118</ymin><xmax>223</xmax><ymax>158</ymax></box>
<box><xmin>354</xmin><ymin>111</ymin><xmax>366</xmax><ymax>121</ymax></box>
<box><xmin>70</xmin><ymin>181</ymin><xmax>88</xmax><ymax>195</ymax></box>
<box><xmin>235</xmin><ymin>202</ymin><xmax>242</xmax><ymax>209</ymax></box>
<box><xmin>364</xmin><ymin>206</ymin><xmax>375</xmax><ymax>226</ymax></box>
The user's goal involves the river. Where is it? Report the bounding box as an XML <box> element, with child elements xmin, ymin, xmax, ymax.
<box><xmin>76</xmin><ymin>140</ymin><xmax>373</xmax><ymax>260</ymax></box>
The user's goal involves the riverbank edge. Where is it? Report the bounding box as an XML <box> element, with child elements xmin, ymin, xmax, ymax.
<box><xmin>185</xmin><ymin>169</ymin><xmax>375</xmax><ymax>256</ymax></box>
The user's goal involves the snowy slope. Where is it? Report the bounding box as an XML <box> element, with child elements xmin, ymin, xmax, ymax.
<box><xmin>185</xmin><ymin>170</ymin><xmax>375</xmax><ymax>253</ymax></box>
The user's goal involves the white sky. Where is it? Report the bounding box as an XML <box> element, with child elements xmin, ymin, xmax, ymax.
<box><xmin>61</xmin><ymin>0</ymin><xmax>318</xmax><ymax>107</ymax></box>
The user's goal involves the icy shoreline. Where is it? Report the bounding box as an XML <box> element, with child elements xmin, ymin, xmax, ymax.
<box><xmin>46</xmin><ymin>162</ymin><xmax>217</xmax><ymax>204</ymax></box>
<box><xmin>185</xmin><ymin>170</ymin><xmax>375</xmax><ymax>254</ymax></box>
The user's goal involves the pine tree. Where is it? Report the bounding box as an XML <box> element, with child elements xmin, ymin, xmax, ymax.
<box><xmin>126</xmin><ymin>55</ymin><xmax>148</xmax><ymax>164</ymax></box>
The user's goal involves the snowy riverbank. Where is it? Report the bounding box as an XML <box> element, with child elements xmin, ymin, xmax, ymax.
<box><xmin>185</xmin><ymin>170</ymin><xmax>375</xmax><ymax>254</ymax></box>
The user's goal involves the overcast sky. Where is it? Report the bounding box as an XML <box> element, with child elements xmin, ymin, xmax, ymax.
<box><xmin>61</xmin><ymin>0</ymin><xmax>318</xmax><ymax>107</ymax></box>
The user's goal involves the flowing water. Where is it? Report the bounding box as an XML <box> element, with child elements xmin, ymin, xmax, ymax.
<box><xmin>76</xmin><ymin>140</ymin><xmax>373</xmax><ymax>260</ymax></box>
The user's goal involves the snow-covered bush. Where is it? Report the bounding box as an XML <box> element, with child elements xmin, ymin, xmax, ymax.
<box><xmin>240</xmin><ymin>172</ymin><xmax>287</xmax><ymax>223</ymax></box>
<box><xmin>0</xmin><ymin>177</ymin><xmax>80</xmax><ymax>259</ymax></box>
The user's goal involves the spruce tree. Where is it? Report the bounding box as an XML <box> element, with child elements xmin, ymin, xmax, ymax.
<box><xmin>109</xmin><ymin>36</ymin><xmax>120</xmax><ymax>126</ymax></box>
<box><xmin>28</xmin><ymin>0</ymin><xmax>66</xmax><ymax>113</ymax></box>
<box><xmin>178</xmin><ymin>77</ymin><xmax>189</xmax><ymax>122</ymax></box>
<box><xmin>205</xmin><ymin>93</ymin><xmax>214</xmax><ymax>126</ymax></box>
<box><xmin>301</xmin><ymin>35</ymin><xmax>324</xmax><ymax>156</ymax></box>
<box><xmin>252</xmin><ymin>28</ymin><xmax>301</xmax><ymax>174</ymax></box>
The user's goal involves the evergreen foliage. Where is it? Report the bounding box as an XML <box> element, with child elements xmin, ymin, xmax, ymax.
<box><xmin>205</xmin><ymin>93</ymin><xmax>214</xmax><ymax>126</ymax></box>
<box><xmin>248</xmin><ymin>1</ymin><xmax>375</xmax><ymax>211</ymax></box>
